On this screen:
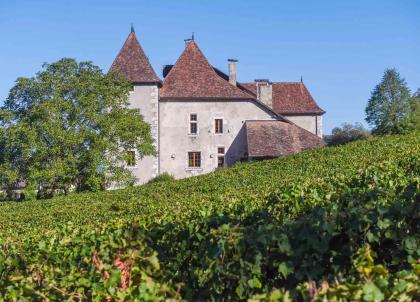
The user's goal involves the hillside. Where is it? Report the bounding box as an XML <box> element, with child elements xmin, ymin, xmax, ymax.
<box><xmin>0</xmin><ymin>134</ymin><xmax>419</xmax><ymax>301</ymax></box>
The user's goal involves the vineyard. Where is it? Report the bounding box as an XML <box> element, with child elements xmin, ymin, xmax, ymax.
<box><xmin>0</xmin><ymin>133</ymin><xmax>419</xmax><ymax>301</ymax></box>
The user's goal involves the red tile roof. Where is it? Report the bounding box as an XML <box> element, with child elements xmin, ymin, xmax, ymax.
<box><xmin>241</xmin><ymin>82</ymin><xmax>258</xmax><ymax>95</ymax></box>
<box><xmin>241</xmin><ymin>82</ymin><xmax>325</xmax><ymax>115</ymax></box>
<box><xmin>246</xmin><ymin>120</ymin><xmax>323</xmax><ymax>157</ymax></box>
<box><xmin>160</xmin><ymin>41</ymin><xmax>252</xmax><ymax>99</ymax></box>
<box><xmin>109</xmin><ymin>32</ymin><xmax>160</xmax><ymax>84</ymax></box>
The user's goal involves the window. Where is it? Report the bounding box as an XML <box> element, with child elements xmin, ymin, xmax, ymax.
<box><xmin>218</xmin><ymin>157</ymin><xmax>225</xmax><ymax>167</ymax></box>
<box><xmin>188</xmin><ymin>152</ymin><xmax>201</xmax><ymax>168</ymax></box>
<box><xmin>127</xmin><ymin>150</ymin><xmax>136</xmax><ymax>167</ymax></box>
<box><xmin>190</xmin><ymin>114</ymin><xmax>198</xmax><ymax>135</ymax></box>
<box><xmin>217</xmin><ymin>147</ymin><xmax>225</xmax><ymax>168</ymax></box>
<box><xmin>215</xmin><ymin>118</ymin><xmax>223</xmax><ymax>134</ymax></box>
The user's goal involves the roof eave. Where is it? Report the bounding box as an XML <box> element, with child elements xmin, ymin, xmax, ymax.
<box><xmin>132</xmin><ymin>80</ymin><xmax>162</xmax><ymax>87</ymax></box>
<box><xmin>159</xmin><ymin>96</ymin><xmax>255</xmax><ymax>101</ymax></box>
<box><xmin>248</xmin><ymin>154</ymin><xmax>279</xmax><ymax>158</ymax></box>
<box><xmin>278</xmin><ymin>110</ymin><xmax>326</xmax><ymax>115</ymax></box>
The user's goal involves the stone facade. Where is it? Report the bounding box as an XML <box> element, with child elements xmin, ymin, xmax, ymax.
<box><xmin>159</xmin><ymin>100</ymin><xmax>277</xmax><ymax>179</ymax></box>
<box><xmin>126</xmin><ymin>84</ymin><xmax>159</xmax><ymax>184</ymax></box>
<box><xmin>283</xmin><ymin>114</ymin><xmax>323</xmax><ymax>137</ymax></box>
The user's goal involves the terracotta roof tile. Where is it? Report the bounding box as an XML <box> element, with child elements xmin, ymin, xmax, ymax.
<box><xmin>241</xmin><ymin>83</ymin><xmax>257</xmax><ymax>95</ymax></box>
<box><xmin>160</xmin><ymin>41</ymin><xmax>252</xmax><ymax>99</ymax></box>
<box><xmin>241</xmin><ymin>82</ymin><xmax>325</xmax><ymax>114</ymax></box>
<box><xmin>246</xmin><ymin>120</ymin><xmax>323</xmax><ymax>157</ymax></box>
<box><xmin>109</xmin><ymin>32</ymin><xmax>160</xmax><ymax>83</ymax></box>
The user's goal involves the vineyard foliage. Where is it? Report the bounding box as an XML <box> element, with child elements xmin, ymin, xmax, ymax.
<box><xmin>0</xmin><ymin>133</ymin><xmax>419</xmax><ymax>301</ymax></box>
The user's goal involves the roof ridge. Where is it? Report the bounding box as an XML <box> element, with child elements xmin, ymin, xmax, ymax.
<box><xmin>161</xmin><ymin>41</ymin><xmax>195</xmax><ymax>84</ymax></box>
<box><xmin>163</xmin><ymin>41</ymin><xmax>225</xmax><ymax>85</ymax></box>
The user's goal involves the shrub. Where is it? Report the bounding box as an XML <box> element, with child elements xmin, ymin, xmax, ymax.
<box><xmin>147</xmin><ymin>172</ymin><xmax>175</xmax><ymax>184</ymax></box>
<box><xmin>325</xmin><ymin>122</ymin><xmax>371</xmax><ymax>146</ymax></box>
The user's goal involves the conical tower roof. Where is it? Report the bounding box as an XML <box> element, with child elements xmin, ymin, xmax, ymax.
<box><xmin>109</xmin><ymin>31</ymin><xmax>160</xmax><ymax>84</ymax></box>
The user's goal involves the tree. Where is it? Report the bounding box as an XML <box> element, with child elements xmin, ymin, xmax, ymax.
<box><xmin>0</xmin><ymin>58</ymin><xmax>154</xmax><ymax>199</ymax></box>
<box><xmin>324</xmin><ymin>122</ymin><xmax>371</xmax><ymax>146</ymax></box>
<box><xmin>365</xmin><ymin>68</ymin><xmax>413</xmax><ymax>135</ymax></box>
<box><xmin>409</xmin><ymin>89</ymin><xmax>420</xmax><ymax>131</ymax></box>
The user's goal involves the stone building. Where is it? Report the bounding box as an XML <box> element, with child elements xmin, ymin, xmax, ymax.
<box><xmin>109</xmin><ymin>29</ymin><xmax>325</xmax><ymax>183</ymax></box>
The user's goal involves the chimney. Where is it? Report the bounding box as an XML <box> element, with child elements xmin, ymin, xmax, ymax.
<box><xmin>228</xmin><ymin>59</ymin><xmax>238</xmax><ymax>86</ymax></box>
<box><xmin>255</xmin><ymin>79</ymin><xmax>273</xmax><ymax>108</ymax></box>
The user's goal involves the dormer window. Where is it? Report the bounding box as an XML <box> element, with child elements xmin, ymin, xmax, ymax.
<box><xmin>190</xmin><ymin>113</ymin><xmax>198</xmax><ymax>135</ymax></box>
<box><xmin>215</xmin><ymin>118</ymin><xmax>223</xmax><ymax>134</ymax></box>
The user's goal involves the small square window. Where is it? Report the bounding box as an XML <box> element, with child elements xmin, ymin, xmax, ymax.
<box><xmin>190</xmin><ymin>114</ymin><xmax>197</xmax><ymax>121</ymax></box>
<box><xmin>217</xmin><ymin>147</ymin><xmax>225</xmax><ymax>154</ymax></box>
<box><xmin>188</xmin><ymin>152</ymin><xmax>201</xmax><ymax>168</ymax></box>
<box><xmin>127</xmin><ymin>150</ymin><xmax>136</xmax><ymax>167</ymax></box>
<box><xmin>215</xmin><ymin>119</ymin><xmax>223</xmax><ymax>134</ymax></box>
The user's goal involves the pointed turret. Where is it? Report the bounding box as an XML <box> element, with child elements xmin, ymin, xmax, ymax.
<box><xmin>109</xmin><ymin>30</ymin><xmax>160</xmax><ymax>84</ymax></box>
<box><xmin>160</xmin><ymin>40</ymin><xmax>251</xmax><ymax>99</ymax></box>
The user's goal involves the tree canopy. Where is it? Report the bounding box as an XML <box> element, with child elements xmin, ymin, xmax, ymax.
<box><xmin>410</xmin><ymin>88</ymin><xmax>420</xmax><ymax>131</ymax></box>
<box><xmin>0</xmin><ymin>58</ymin><xmax>154</xmax><ymax>199</ymax></box>
<box><xmin>365</xmin><ymin>68</ymin><xmax>415</xmax><ymax>135</ymax></box>
<box><xmin>324</xmin><ymin>122</ymin><xmax>371</xmax><ymax>146</ymax></box>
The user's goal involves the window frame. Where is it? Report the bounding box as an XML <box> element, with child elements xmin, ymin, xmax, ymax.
<box><xmin>187</xmin><ymin>151</ymin><xmax>201</xmax><ymax>169</ymax></box>
<box><xmin>215</xmin><ymin>118</ymin><xmax>224</xmax><ymax>134</ymax></box>
<box><xmin>189</xmin><ymin>113</ymin><xmax>198</xmax><ymax>135</ymax></box>
<box><xmin>217</xmin><ymin>146</ymin><xmax>225</xmax><ymax>168</ymax></box>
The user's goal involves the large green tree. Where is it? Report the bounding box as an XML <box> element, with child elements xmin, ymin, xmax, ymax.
<box><xmin>0</xmin><ymin>58</ymin><xmax>154</xmax><ymax>199</ymax></box>
<box><xmin>365</xmin><ymin>68</ymin><xmax>414</xmax><ymax>135</ymax></box>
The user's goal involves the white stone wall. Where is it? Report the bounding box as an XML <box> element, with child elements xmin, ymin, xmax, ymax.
<box><xmin>283</xmin><ymin>114</ymin><xmax>323</xmax><ymax>137</ymax></box>
<box><xmin>125</xmin><ymin>87</ymin><xmax>324</xmax><ymax>183</ymax></box>
<box><xmin>127</xmin><ymin>84</ymin><xmax>159</xmax><ymax>184</ymax></box>
<box><xmin>316</xmin><ymin>115</ymin><xmax>323</xmax><ymax>137</ymax></box>
<box><xmin>159</xmin><ymin>100</ymin><xmax>277</xmax><ymax>179</ymax></box>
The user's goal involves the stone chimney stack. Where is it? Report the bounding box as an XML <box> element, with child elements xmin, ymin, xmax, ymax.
<box><xmin>228</xmin><ymin>59</ymin><xmax>238</xmax><ymax>86</ymax></box>
<box><xmin>255</xmin><ymin>79</ymin><xmax>273</xmax><ymax>108</ymax></box>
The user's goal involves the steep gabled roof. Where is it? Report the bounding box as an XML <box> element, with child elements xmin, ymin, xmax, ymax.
<box><xmin>160</xmin><ymin>41</ymin><xmax>252</xmax><ymax>99</ymax></box>
<box><xmin>241</xmin><ymin>82</ymin><xmax>325</xmax><ymax>115</ymax></box>
<box><xmin>272</xmin><ymin>82</ymin><xmax>324</xmax><ymax>114</ymax></box>
<box><xmin>246</xmin><ymin>120</ymin><xmax>323</xmax><ymax>157</ymax></box>
<box><xmin>162</xmin><ymin>64</ymin><xmax>255</xmax><ymax>98</ymax></box>
<box><xmin>109</xmin><ymin>31</ymin><xmax>160</xmax><ymax>84</ymax></box>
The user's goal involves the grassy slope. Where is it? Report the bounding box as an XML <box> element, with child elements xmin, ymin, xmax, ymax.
<box><xmin>0</xmin><ymin>133</ymin><xmax>418</xmax><ymax>300</ymax></box>
<box><xmin>0</xmin><ymin>133</ymin><xmax>418</xmax><ymax>241</ymax></box>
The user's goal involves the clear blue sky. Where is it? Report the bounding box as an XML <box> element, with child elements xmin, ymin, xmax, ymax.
<box><xmin>1</xmin><ymin>0</ymin><xmax>419</xmax><ymax>134</ymax></box>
